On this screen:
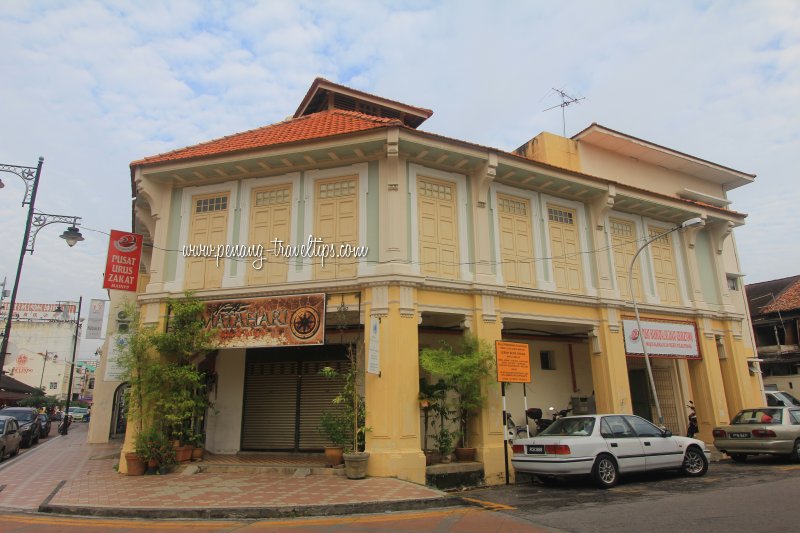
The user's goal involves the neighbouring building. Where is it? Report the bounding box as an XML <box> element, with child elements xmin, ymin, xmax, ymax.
<box><xmin>96</xmin><ymin>78</ymin><xmax>761</xmax><ymax>483</ymax></box>
<box><xmin>746</xmin><ymin>275</ymin><xmax>800</xmax><ymax>393</ymax></box>
<box><xmin>0</xmin><ymin>302</ymin><xmax>81</xmax><ymax>401</ymax></box>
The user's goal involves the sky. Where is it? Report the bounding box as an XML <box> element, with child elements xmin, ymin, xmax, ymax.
<box><xmin>1</xmin><ymin>1</ymin><xmax>798</xmax><ymax>358</ymax></box>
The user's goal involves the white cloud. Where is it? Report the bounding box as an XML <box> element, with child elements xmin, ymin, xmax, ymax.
<box><xmin>1</xmin><ymin>0</ymin><xmax>798</xmax><ymax>356</ymax></box>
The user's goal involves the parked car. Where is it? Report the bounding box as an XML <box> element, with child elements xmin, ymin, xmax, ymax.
<box><xmin>713</xmin><ymin>407</ymin><xmax>800</xmax><ymax>462</ymax></box>
<box><xmin>0</xmin><ymin>407</ymin><xmax>40</xmax><ymax>447</ymax></box>
<box><xmin>67</xmin><ymin>407</ymin><xmax>88</xmax><ymax>422</ymax></box>
<box><xmin>0</xmin><ymin>415</ymin><xmax>22</xmax><ymax>461</ymax></box>
<box><xmin>511</xmin><ymin>414</ymin><xmax>710</xmax><ymax>488</ymax></box>
<box><xmin>37</xmin><ymin>413</ymin><xmax>52</xmax><ymax>438</ymax></box>
<box><xmin>765</xmin><ymin>391</ymin><xmax>800</xmax><ymax>407</ymax></box>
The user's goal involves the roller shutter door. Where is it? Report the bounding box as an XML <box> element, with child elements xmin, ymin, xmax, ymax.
<box><xmin>242</xmin><ymin>355</ymin><xmax>348</xmax><ymax>451</ymax></box>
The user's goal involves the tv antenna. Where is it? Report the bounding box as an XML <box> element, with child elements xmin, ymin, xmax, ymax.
<box><xmin>543</xmin><ymin>88</ymin><xmax>585</xmax><ymax>136</ymax></box>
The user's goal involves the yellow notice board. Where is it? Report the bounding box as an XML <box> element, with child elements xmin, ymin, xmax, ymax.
<box><xmin>495</xmin><ymin>341</ymin><xmax>531</xmax><ymax>383</ymax></box>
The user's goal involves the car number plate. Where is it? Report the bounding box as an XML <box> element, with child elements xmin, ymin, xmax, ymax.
<box><xmin>526</xmin><ymin>445</ymin><xmax>544</xmax><ymax>454</ymax></box>
<box><xmin>729</xmin><ymin>432</ymin><xmax>750</xmax><ymax>438</ymax></box>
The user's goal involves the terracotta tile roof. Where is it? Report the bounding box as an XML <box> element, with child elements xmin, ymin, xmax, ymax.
<box><xmin>746</xmin><ymin>275</ymin><xmax>800</xmax><ymax>314</ymax></box>
<box><xmin>131</xmin><ymin>110</ymin><xmax>402</xmax><ymax>167</ymax></box>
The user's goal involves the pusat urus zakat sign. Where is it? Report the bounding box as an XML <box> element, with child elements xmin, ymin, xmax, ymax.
<box><xmin>103</xmin><ymin>230</ymin><xmax>143</xmax><ymax>292</ymax></box>
<box><xmin>622</xmin><ymin>319</ymin><xmax>700</xmax><ymax>359</ymax></box>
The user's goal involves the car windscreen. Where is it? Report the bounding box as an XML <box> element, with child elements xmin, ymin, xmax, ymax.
<box><xmin>2</xmin><ymin>411</ymin><xmax>34</xmax><ymax>422</ymax></box>
<box><xmin>539</xmin><ymin>417</ymin><xmax>595</xmax><ymax>436</ymax></box>
<box><xmin>68</xmin><ymin>408</ymin><xmax>87</xmax><ymax>413</ymax></box>
<box><xmin>0</xmin><ymin>420</ymin><xmax>5</xmax><ymax>432</ymax></box>
<box><xmin>732</xmin><ymin>409</ymin><xmax>782</xmax><ymax>424</ymax></box>
<box><xmin>776</xmin><ymin>392</ymin><xmax>800</xmax><ymax>407</ymax></box>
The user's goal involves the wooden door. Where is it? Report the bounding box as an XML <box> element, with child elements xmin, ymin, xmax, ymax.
<box><xmin>547</xmin><ymin>205</ymin><xmax>583</xmax><ymax>294</ymax></box>
<box><xmin>314</xmin><ymin>176</ymin><xmax>358</xmax><ymax>280</ymax></box>
<box><xmin>497</xmin><ymin>194</ymin><xmax>535</xmax><ymax>287</ymax></box>
<box><xmin>186</xmin><ymin>193</ymin><xmax>229</xmax><ymax>290</ymax></box>
<box><xmin>248</xmin><ymin>185</ymin><xmax>292</xmax><ymax>285</ymax></box>
<box><xmin>418</xmin><ymin>177</ymin><xmax>459</xmax><ymax>279</ymax></box>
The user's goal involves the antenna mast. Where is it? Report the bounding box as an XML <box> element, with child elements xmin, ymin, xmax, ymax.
<box><xmin>543</xmin><ymin>88</ymin><xmax>585</xmax><ymax>136</ymax></box>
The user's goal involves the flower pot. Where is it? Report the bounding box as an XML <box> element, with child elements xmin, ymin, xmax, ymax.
<box><xmin>324</xmin><ymin>445</ymin><xmax>344</xmax><ymax>467</ymax></box>
<box><xmin>146</xmin><ymin>458</ymin><xmax>159</xmax><ymax>474</ymax></box>
<box><xmin>343</xmin><ymin>451</ymin><xmax>370</xmax><ymax>479</ymax></box>
<box><xmin>440</xmin><ymin>453</ymin><xmax>452</xmax><ymax>464</ymax></box>
<box><xmin>425</xmin><ymin>451</ymin><xmax>440</xmax><ymax>466</ymax></box>
<box><xmin>454</xmin><ymin>447</ymin><xmax>476</xmax><ymax>462</ymax></box>
<box><xmin>125</xmin><ymin>452</ymin><xmax>146</xmax><ymax>476</ymax></box>
<box><xmin>176</xmin><ymin>445</ymin><xmax>192</xmax><ymax>463</ymax></box>
<box><xmin>191</xmin><ymin>446</ymin><xmax>204</xmax><ymax>461</ymax></box>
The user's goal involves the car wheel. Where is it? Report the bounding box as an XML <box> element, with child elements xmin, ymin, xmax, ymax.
<box><xmin>730</xmin><ymin>453</ymin><xmax>747</xmax><ymax>463</ymax></box>
<box><xmin>591</xmin><ymin>454</ymin><xmax>619</xmax><ymax>489</ymax></box>
<box><xmin>789</xmin><ymin>440</ymin><xmax>800</xmax><ymax>463</ymax></box>
<box><xmin>682</xmin><ymin>446</ymin><xmax>708</xmax><ymax>477</ymax></box>
<box><xmin>11</xmin><ymin>444</ymin><xmax>19</xmax><ymax>457</ymax></box>
<box><xmin>0</xmin><ymin>447</ymin><xmax>5</xmax><ymax>461</ymax></box>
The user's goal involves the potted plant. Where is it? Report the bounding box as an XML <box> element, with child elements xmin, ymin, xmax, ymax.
<box><xmin>135</xmin><ymin>427</ymin><xmax>175</xmax><ymax>473</ymax></box>
<box><xmin>419</xmin><ymin>378</ymin><xmax>448</xmax><ymax>464</ymax></box>
<box><xmin>124</xmin><ymin>451</ymin><xmax>146</xmax><ymax>476</ymax></box>
<box><xmin>435</xmin><ymin>426</ymin><xmax>455</xmax><ymax>463</ymax></box>
<box><xmin>318</xmin><ymin>409</ymin><xmax>349</xmax><ymax>466</ymax></box>
<box><xmin>320</xmin><ymin>344</ymin><xmax>370</xmax><ymax>479</ymax></box>
<box><xmin>115</xmin><ymin>293</ymin><xmax>217</xmax><ymax>474</ymax></box>
<box><xmin>189</xmin><ymin>432</ymin><xmax>205</xmax><ymax>461</ymax></box>
<box><xmin>420</xmin><ymin>334</ymin><xmax>494</xmax><ymax>463</ymax></box>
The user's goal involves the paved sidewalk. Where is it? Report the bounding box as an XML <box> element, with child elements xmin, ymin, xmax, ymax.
<box><xmin>0</xmin><ymin>425</ymin><xmax>459</xmax><ymax>519</ymax></box>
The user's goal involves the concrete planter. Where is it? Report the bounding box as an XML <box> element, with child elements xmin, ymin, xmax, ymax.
<box><xmin>343</xmin><ymin>451</ymin><xmax>369</xmax><ymax>479</ymax></box>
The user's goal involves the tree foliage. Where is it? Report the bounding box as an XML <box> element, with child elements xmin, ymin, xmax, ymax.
<box><xmin>419</xmin><ymin>334</ymin><xmax>495</xmax><ymax>448</ymax></box>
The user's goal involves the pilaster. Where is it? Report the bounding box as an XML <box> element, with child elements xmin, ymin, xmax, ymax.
<box><xmin>364</xmin><ymin>285</ymin><xmax>426</xmax><ymax>484</ymax></box>
<box><xmin>467</xmin><ymin>293</ymin><xmax>506</xmax><ymax>486</ymax></box>
<box><xmin>470</xmin><ymin>153</ymin><xmax>497</xmax><ymax>284</ymax></box>
<box><xmin>587</xmin><ymin>186</ymin><xmax>616</xmax><ymax>297</ymax></box>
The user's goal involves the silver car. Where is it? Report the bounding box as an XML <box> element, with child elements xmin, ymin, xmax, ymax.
<box><xmin>0</xmin><ymin>415</ymin><xmax>22</xmax><ymax>461</ymax></box>
<box><xmin>713</xmin><ymin>407</ymin><xmax>800</xmax><ymax>462</ymax></box>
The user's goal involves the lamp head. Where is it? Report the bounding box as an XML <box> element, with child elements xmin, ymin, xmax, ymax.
<box><xmin>680</xmin><ymin>217</ymin><xmax>704</xmax><ymax>229</ymax></box>
<box><xmin>60</xmin><ymin>226</ymin><xmax>84</xmax><ymax>247</ymax></box>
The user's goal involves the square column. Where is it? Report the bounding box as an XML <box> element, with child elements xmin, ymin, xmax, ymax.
<box><xmin>364</xmin><ymin>285</ymin><xmax>426</xmax><ymax>484</ymax></box>
<box><xmin>591</xmin><ymin>309</ymin><xmax>633</xmax><ymax>414</ymax></box>
<box><xmin>467</xmin><ymin>294</ymin><xmax>507</xmax><ymax>486</ymax></box>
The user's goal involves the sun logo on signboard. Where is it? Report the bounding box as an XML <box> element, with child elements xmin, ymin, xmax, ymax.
<box><xmin>290</xmin><ymin>306</ymin><xmax>320</xmax><ymax>340</ymax></box>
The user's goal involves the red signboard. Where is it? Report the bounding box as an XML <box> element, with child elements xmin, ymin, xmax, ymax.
<box><xmin>102</xmin><ymin>230</ymin><xmax>143</xmax><ymax>292</ymax></box>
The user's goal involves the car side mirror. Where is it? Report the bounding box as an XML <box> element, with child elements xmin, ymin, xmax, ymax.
<box><xmin>662</xmin><ymin>429</ymin><xmax>672</xmax><ymax>438</ymax></box>
<box><xmin>8</xmin><ymin>429</ymin><xmax>17</xmax><ymax>435</ymax></box>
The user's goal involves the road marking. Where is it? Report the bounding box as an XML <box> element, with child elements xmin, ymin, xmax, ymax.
<box><xmin>0</xmin><ymin>508</ymin><xmax>480</xmax><ymax>529</ymax></box>
<box><xmin>462</xmin><ymin>496</ymin><xmax>516</xmax><ymax>510</ymax></box>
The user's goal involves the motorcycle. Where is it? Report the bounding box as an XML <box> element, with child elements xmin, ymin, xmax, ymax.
<box><xmin>505</xmin><ymin>407</ymin><xmax>571</xmax><ymax>442</ymax></box>
<box><xmin>686</xmin><ymin>401</ymin><xmax>698</xmax><ymax>438</ymax></box>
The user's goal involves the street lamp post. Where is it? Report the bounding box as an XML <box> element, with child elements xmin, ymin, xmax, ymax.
<box><xmin>628</xmin><ymin>217</ymin><xmax>704</xmax><ymax>427</ymax></box>
<box><xmin>0</xmin><ymin>158</ymin><xmax>83</xmax><ymax>376</ymax></box>
<box><xmin>60</xmin><ymin>297</ymin><xmax>82</xmax><ymax>436</ymax></box>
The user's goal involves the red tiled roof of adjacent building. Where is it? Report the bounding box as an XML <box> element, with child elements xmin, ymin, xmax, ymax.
<box><xmin>130</xmin><ymin>109</ymin><xmax>403</xmax><ymax>167</ymax></box>
<box><xmin>746</xmin><ymin>275</ymin><xmax>800</xmax><ymax>314</ymax></box>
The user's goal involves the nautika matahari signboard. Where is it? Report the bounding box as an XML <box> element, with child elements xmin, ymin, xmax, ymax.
<box><xmin>203</xmin><ymin>293</ymin><xmax>325</xmax><ymax>348</ymax></box>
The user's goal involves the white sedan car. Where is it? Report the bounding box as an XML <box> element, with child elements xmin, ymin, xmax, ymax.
<box><xmin>511</xmin><ymin>414</ymin><xmax>710</xmax><ymax>488</ymax></box>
